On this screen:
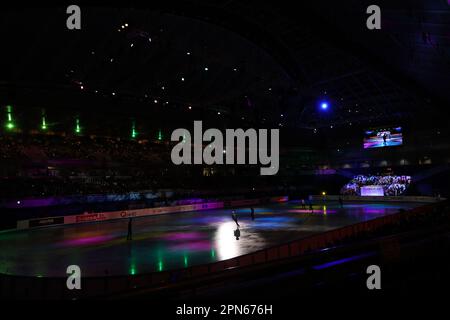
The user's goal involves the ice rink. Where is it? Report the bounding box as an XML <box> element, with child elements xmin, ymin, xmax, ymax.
<box><xmin>0</xmin><ymin>201</ymin><xmax>422</xmax><ymax>277</ymax></box>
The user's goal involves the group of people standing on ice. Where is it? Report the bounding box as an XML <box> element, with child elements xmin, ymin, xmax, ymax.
<box><xmin>300</xmin><ymin>198</ymin><xmax>314</xmax><ymax>212</ymax></box>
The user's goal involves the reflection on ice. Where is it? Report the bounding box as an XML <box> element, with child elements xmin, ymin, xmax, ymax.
<box><xmin>215</xmin><ymin>222</ymin><xmax>241</xmax><ymax>260</ymax></box>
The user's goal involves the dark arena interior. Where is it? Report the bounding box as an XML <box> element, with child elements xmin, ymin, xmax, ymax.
<box><xmin>1</xmin><ymin>0</ymin><xmax>450</xmax><ymax>310</ymax></box>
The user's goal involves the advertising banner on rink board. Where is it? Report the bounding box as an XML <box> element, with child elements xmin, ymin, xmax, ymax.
<box><xmin>64</xmin><ymin>202</ymin><xmax>225</xmax><ymax>225</ymax></box>
<box><xmin>28</xmin><ymin>217</ymin><xmax>65</xmax><ymax>228</ymax></box>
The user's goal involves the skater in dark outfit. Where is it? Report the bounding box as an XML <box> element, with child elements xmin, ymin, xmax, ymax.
<box><xmin>127</xmin><ymin>217</ymin><xmax>133</xmax><ymax>241</ymax></box>
<box><xmin>234</xmin><ymin>227</ymin><xmax>241</xmax><ymax>240</ymax></box>
<box><xmin>232</xmin><ymin>210</ymin><xmax>240</xmax><ymax>227</ymax></box>
<box><xmin>338</xmin><ymin>196</ymin><xmax>344</xmax><ymax>208</ymax></box>
<box><xmin>301</xmin><ymin>199</ymin><xmax>306</xmax><ymax>209</ymax></box>
<box><xmin>250</xmin><ymin>207</ymin><xmax>255</xmax><ymax>220</ymax></box>
<box><xmin>309</xmin><ymin>201</ymin><xmax>313</xmax><ymax>212</ymax></box>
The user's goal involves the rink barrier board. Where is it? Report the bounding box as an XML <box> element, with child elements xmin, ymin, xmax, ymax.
<box><xmin>1</xmin><ymin>202</ymin><xmax>445</xmax><ymax>299</ymax></box>
<box><xmin>1</xmin><ymin>201</ymin><xmax>442</xmax><ymax>299</ymax></box>
<box><xmin>311</xmin><ymin>195</ymin><xmax>444</xmax><ymax>203</ymax></box>
<box><xmin>16</xmin><ymin>196</ymin><xmax>288</xmax><ymax>230</ymax></box>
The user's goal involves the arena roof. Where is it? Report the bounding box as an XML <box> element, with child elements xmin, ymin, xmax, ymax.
<box><xmin>0</xmin><ymin>0</ymin><xmax>449</xmax><ymax>133</ymax></box>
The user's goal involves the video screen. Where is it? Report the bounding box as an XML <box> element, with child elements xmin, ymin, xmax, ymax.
<box><xmin>364</xmin><ymin>126</ymin><xmax>403</xmax><ymax>149</ymax></box>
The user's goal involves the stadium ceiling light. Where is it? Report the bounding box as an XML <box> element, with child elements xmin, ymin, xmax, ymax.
<box><xmin>320</xmin><ymin>102</ymin><xmax>329</xmax><ymax>110</ymax></box>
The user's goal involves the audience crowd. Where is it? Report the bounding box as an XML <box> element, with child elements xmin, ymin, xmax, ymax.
<box><xmin>341</xmin><ymin>174</ymin><xmax>411</xmax><ymax>196</ymax></box>
<box><xmin>0</xmin><ymin>134</ymin><xmax>168</xmax><ymax>163</ymax></box>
